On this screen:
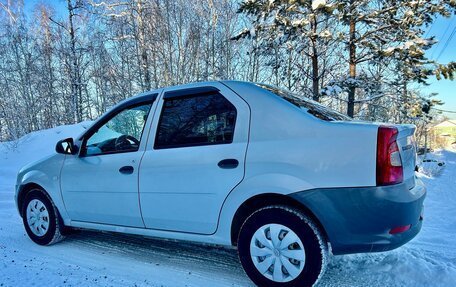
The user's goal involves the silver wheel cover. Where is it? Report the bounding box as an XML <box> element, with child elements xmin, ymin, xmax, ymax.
<box><xmin>26</xmin><ymin>199</ymin><xmax>50</xmax><ymax>237</ymax></box>
<box><xmin>250</xmin><ymin>223</ymin><xmax>306</xmax><ymax>283</ymax></box>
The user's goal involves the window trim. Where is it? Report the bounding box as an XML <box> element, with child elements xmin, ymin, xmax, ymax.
<box><xmin>153</xmin><ymin>90</ymin><xmax>237</xmax><ymax>150</ymax></box>
<box><xmin>79</xmin><ymin>100</ymin><xmax>154</xmax><ymax>157</ymax></box>
<box><xmin>79</xmin><ymin>93</ymin><xmax>157</xmax><ymax>141</ymax></box>
<box><xmin>163</xmin><ymin>86</ymin><xmax>220</xmax><ymax>99</ymax></box>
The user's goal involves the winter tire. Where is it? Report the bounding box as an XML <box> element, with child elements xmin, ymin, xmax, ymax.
<box><xmin>237</xmin><ymin>206</ymin><xmax>328</xmax><ymax>287</ymax></box>
<box><xmin>22</xmin><ymin>188</ymin><xmax>65</xmax><ymax>245</ymax></box>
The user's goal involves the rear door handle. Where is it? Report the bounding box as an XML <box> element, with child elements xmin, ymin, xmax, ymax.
<box><xmin>119</xmin><ymin>166</ymin><xmax>134</xmax><ymax>174</ymax></box>
<box><xmin>218</xmin><ymin>159</ymin><xmax>239</xmax><ymax>169</ymax></box>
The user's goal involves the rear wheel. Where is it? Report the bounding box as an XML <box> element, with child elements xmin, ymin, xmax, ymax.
<box><xmin>237</xmin><ymin>206</ymin><xmax>328</xmax><ymax>287</ymax></box>
<box><xmin>22</xmin><ymin>188</ymin><xmax>65</xmax><ymax>245</ymax></box>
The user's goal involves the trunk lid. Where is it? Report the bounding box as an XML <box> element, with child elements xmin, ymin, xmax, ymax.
<box><xmin>395</xmin><ymin>124</ymin><xmax>417</xmax><ymax>189</ymax></box>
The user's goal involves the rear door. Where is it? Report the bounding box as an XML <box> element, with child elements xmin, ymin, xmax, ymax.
<box><xmin>139</xmin><ymin>83</ymin><xmax>250</xmax><ymax>234</ymax></box>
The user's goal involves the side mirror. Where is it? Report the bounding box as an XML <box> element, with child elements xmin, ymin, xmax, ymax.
<box><xmin>55</xmin><ymin>138</ymin><xmax>79</xmax><ymax>155</ymax></box>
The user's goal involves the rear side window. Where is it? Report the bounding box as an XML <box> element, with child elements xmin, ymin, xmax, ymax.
<box><xmin>256</xmin><ymin>83</ymin><xmax>351</xmax><ymax>121</ymax></box>
<box><xmin>154</xmin><ymin>93</ymin><xmax>237</xmax><ymax>149</ymax></box>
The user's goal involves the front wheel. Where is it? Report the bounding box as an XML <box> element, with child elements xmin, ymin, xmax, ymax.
<box><xmin>22</xmin><ymin>188</ymin><xmax>65</xmax><ymax>245</ymax></box>
<box><xmin>237</xmin><ymin>206</ymin><xmax>328</xmax><ymax>287</ymax></box>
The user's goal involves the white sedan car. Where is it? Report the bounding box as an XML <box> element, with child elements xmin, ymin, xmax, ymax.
<box><xmin>15</xmin><ymin>81</ymin><xmax>426</xmax><ymax>287</ymax></box>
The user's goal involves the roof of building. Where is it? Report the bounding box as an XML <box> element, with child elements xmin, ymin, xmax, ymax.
<box><xmin>434</xmin><ymin>120</ymin><xmax>456</xmax><ymax>128</ymax></box>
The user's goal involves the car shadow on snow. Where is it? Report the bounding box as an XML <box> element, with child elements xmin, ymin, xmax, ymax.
<box><xmin>55</xmin><ymin>226</ymin><xmax>456</xmax><ymax>287</ymax></box>
<box><xmin>62</xmin><ymin>229</ymin><xmax>250</xmax><ymax>281</ymax></box>
<box><xmin>57</xmin><ymin>229</ymin><xmax>422</xmax><ymax>287</ymax></box>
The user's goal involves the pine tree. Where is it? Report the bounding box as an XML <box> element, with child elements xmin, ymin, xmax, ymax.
<box><xmin>323</xmin><ymin>0</ymin><xmax>455</xmax><ymax>117</ymax></box>
<box><xmin>236</xmin><ymin>0</ymin><xmax>338</xmax><ymax>101</ymax></box>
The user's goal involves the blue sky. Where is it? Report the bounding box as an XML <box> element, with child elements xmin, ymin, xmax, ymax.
<box><xmin>26</xmin><ymin>1</ymin><xmax>455</xmax><ymax>118</ymax></box>
<box><xmin>422</xmin><ymin>16</ymin><xmax>456</xmax><ymax>119</ymax></box>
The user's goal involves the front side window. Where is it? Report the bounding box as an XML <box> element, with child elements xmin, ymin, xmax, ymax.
<box><xmin>84</xmin><ymin>103</ymin><xmax>152</xmax><ymax>156</ymax></box>
<box><xmin>155</xmin><ymin>93</ymin><xmax>236</xmax><ymax>149</ymax></box>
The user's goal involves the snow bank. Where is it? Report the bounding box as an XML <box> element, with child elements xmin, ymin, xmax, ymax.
<box><xmin>418</xmin><ymin>158</ymin><xmax>445</xmax><ymax>177</ymax></box>
<box><xmin>0</xmin><ymin>122</ymin><xmax>90</xmax><ymax>174</ymax></box>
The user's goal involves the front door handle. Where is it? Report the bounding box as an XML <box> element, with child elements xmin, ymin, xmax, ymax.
<box><xmin>119</xmin><ymin>166</ymin><xmax>134</xmax><ymax>174</ymax></box>
<box><xmin>218</xmin><ymin>159</ymin><xmax>239</xmax><ymax>169</ymax></box>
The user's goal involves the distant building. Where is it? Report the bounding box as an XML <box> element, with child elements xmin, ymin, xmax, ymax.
<box><xmin>431</xmin><ymin>120</ymin><xmax>456</xmax><ymax>149</ymax></box>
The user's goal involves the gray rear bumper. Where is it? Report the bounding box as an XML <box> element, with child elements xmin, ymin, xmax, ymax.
<box><xmin>290</xmin><ymin>178</ymin><xmax>426</xmax><ymax>255</ymax></box>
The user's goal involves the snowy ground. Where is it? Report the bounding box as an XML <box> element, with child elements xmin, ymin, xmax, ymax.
<box><xmin>1</xmin><ymin>124</ymin><xmax>455</xmax><ymax>287</ymax></box>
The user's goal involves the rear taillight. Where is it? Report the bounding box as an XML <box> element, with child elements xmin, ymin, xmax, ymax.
<box><xmin>376</xmin><ymin>126</ymin><xmax>403</xmax><ymax>186</ymax></box>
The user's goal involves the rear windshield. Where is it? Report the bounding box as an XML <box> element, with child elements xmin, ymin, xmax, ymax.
<box><xmin>256</xmin><ymin>83</ymin><xmax>351</xmax><ymax>121</ymax></box>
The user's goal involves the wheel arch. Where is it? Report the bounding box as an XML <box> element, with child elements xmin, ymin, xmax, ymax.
<box><xmin>230</xmin><ymin>193</ymin><xmax>329</xmax><ymax>246</ymax></box>
<box><xmin>17</xmin><ymin>182</ymin><xmax>51</xmax><ymax>217</ymax></box>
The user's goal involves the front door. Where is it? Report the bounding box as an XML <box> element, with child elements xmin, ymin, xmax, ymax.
<box><xmin>61</xmin><ymin>101</ymin><xmax>153</xmax><ymax>227</ymax></box>
<box><xmin>139</xmin><ymin>84</ymin><xmax>250</xmax><ymax>234</ymax></box>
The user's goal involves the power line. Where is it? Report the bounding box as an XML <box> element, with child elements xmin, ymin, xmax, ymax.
<box><xmin>432</xmin><ymin>107</ymin><xmax>456</xmax><ymax>114</ymax></box>
<box><xmin>424</xmin><ymin>23</ymin><xmax>434</xmax><ymax>38</ymax></box>
<box><xmin>436</xmin><ymin>24</ymin><xmax>456</xmax><ymax>60</ymax></box>
<box><xmin>430</xmin><ymin>17</ymin><xmax>455</xmax><ymax>59</ymax></box>
<box><xmin>440</xmin><ymin>17</ymin><xmax>456</xmax><ymax>41</ymax></box>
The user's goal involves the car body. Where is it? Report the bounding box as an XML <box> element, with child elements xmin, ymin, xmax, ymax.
<box><xmin>15</xmin><ymin>81</ymin><xmax>426</xmax><ymax>286</ymax></box>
